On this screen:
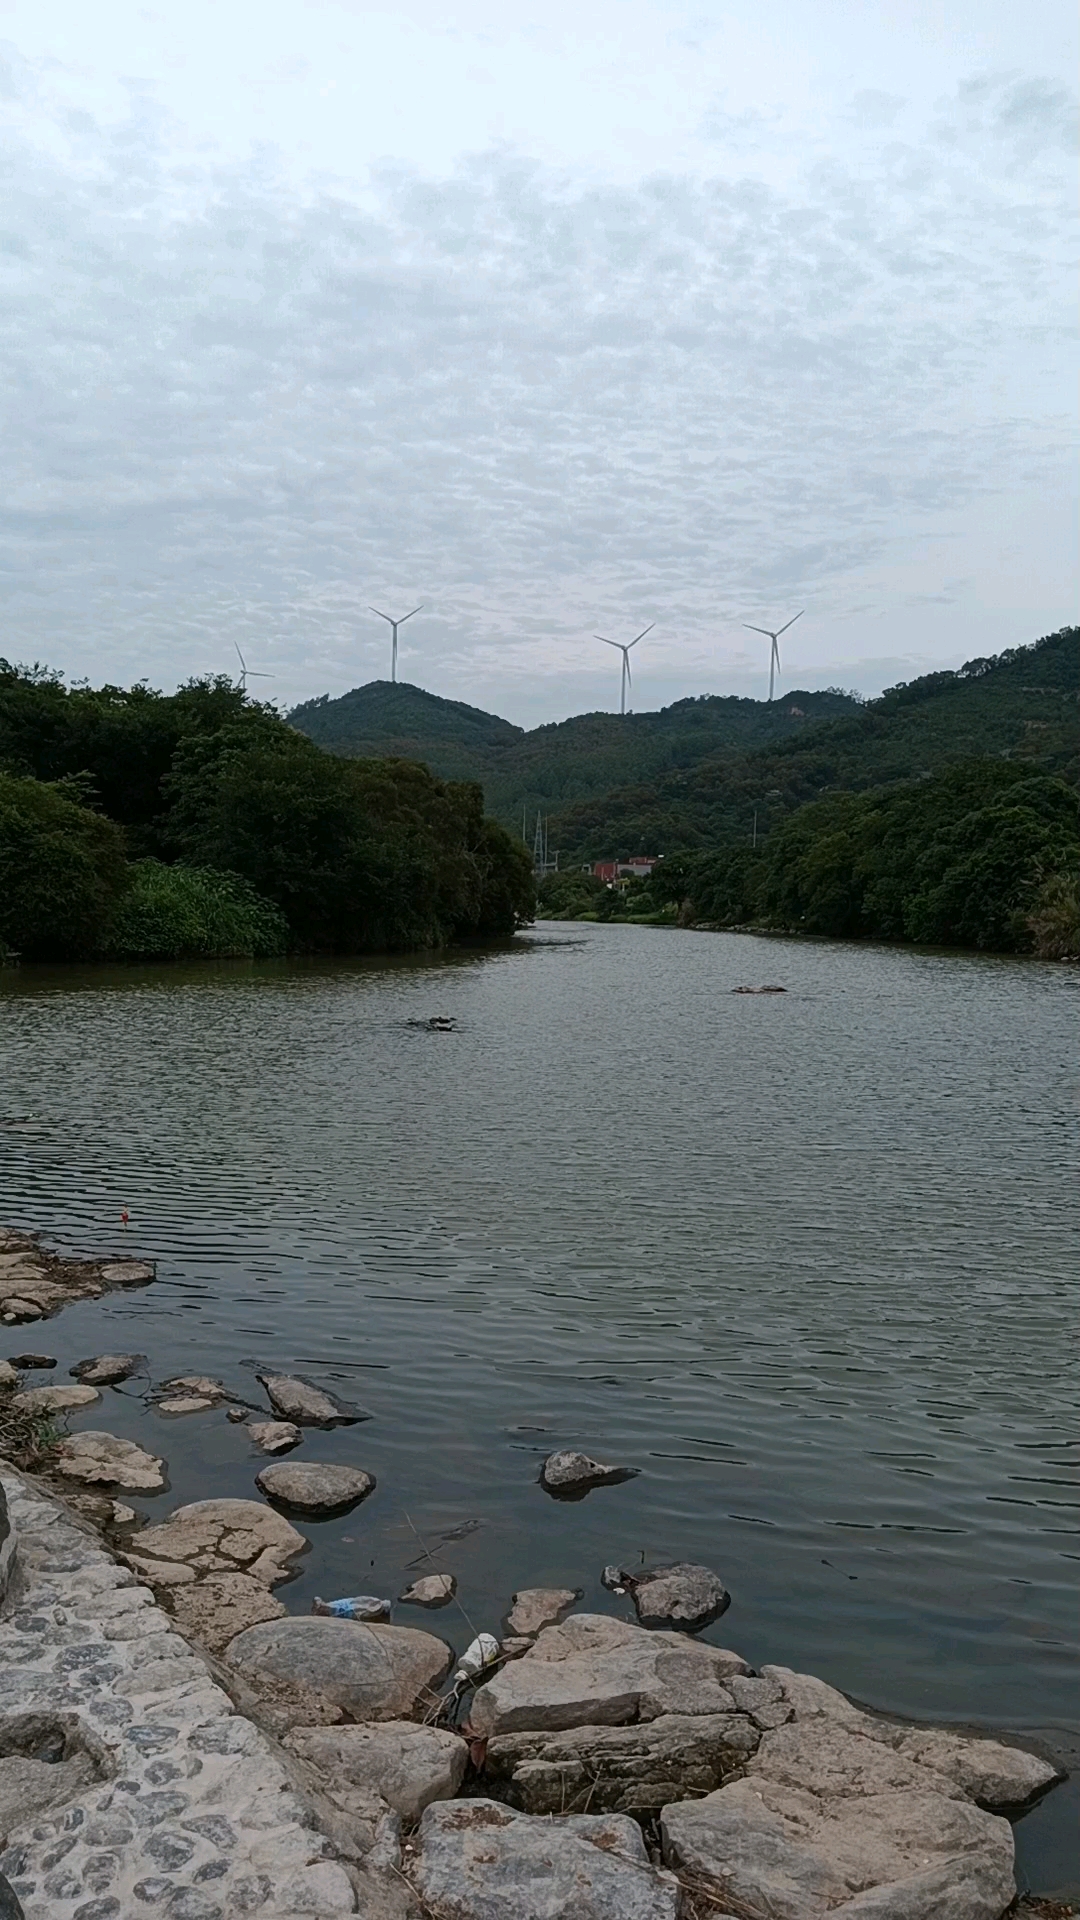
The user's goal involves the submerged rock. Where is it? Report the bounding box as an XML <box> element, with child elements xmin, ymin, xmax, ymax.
<box><xmin>411</xmin><ymin>1799</ymin><xmax>682</xmax><ymax>1920</ymax></box>
<box><xmin>70</xmin><ymin>1352</ymin><xmax>146</xmax><ymax>1385</ymax></box>
<box><xmin>54</xmin><ymin>1430</ymin><xmax>166</xmax><ymax>1491</ymax></box>
<box><xmin>629</xmin><ymin>1562</ymin><xmax>730</xmax><ymax>1633</ymax></box>
<box><xmin>248</xmin><ymin>1418</ymin><xmax>302</xmax><ymax>1453</ymax></box>
<box><xmin>161</xmin><ymin>1372</ymin><xmax>227</xmax><ymax>1401</ymax></box>
<box><xmin>287</xmin><ymin>1722</ymin><xmax>468</xmax><ymax>1822</ymax></box>
<box><xmin>12</xmin><ymin>1382</ymin><xmax>100</xmax><ymax>1413</ymax></box>
<box><xmin>255</xmin><ymin>1461</ymin><xmax>375</xmax><ymax>1515</ymax></box>
<box><xmin>0</xmin><ymin>1300</ymin><xmax>42</xmax><ymax>1324</ymax></box>
<box><xmin>6</xmin><ymin>1353</ymin><xmax>56</xmax><ymax>1369</ymax></box>
<box><xmin>399</xmin><ymin>1573</ymin><xmax>456</xmax><ymax>1607</ymax></box>
<box><xmin>225</xmin><ymin>1617</ymin><xmax>453</xmax><ymax>1720</ymax></box>
<box><xmin>157</xmin><ymin>1394</ymin><xmax>214</xmax><ymax>1415</ymax></box>
<box><xmin>256</xmin><ymin>1370</ymin><xmax>367</xmax><ymax>1428</ymax></box>
<box><xmin>506</xmin><ymin>1587</ymin><xmax>581</xmax><ymax>1636</ymax></box>
<box><xmin>99</xmin><ymin>1259</ymin><xmax>155</xmax><ymax>1286</ymax></box>
<box><xmin>469</xmin><ymin>1613</ymin><xmax>750</xmax><ymax>1738</ymax></box>
<box><xmin>539</xmin><ymin>1449</ymin><xmax>639</xmax><ymax>1497</ymax></box>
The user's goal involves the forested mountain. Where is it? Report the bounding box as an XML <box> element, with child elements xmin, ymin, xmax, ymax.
<box><xmin>288</xmin><ymin>680</ymin><xmax>861</xmax><ymax>832</ymax></box>
<box><xmin>549</xmin><ymin>627</ymin><xmax>1079</xmax><ymax>858</ymax></box>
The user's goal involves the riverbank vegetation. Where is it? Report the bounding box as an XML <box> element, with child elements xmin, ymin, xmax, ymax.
<box><xmin>640</xmin><ymin>761</ymin><xmax>1079</xmax><ymax>954</ymax></box>
<box><xmin>0</xmin><ymin>665</ymin><xmax>533</xmax><ymax>962</ymax></box>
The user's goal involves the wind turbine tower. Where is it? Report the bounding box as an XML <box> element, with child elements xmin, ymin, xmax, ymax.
<box><xmin>234</xmin><ymin>645</ymin><xmax>275</xmax><ymax>695</ymax></box>
<box><xmin>595</xmin><ymin>624</ymin><xmax>654</xmax><ymax>715</ymax></box>
<box><xmin>369</xmin><ymin>605</ymin><xmax>423</xmax><ymax>684</ymax></box>
<box><xmin>742</xmin><ymin>612</ymin><xmax>802</xmax><ymax>703</ymax></box>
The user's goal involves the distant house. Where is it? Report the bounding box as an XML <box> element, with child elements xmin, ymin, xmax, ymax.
<box><xmin>588</xmin><ymin>856</ymin><xmax>661</xmax><ymax>885</ymax></box>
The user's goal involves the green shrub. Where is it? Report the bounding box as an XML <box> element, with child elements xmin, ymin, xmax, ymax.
<box><xmin>99</xmin><ymin>859</ymin><xmax>289</xmax><ymax>960</ymax></box>
<box><xmin>0</xmin><ymin>771</ymin><xmax>128</xmax><ymax>959</ymax></box>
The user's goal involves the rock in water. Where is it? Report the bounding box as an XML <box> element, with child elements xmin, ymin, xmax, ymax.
<box><xmin>6</xmin><ymin>1353</ymin><xmax>56</xmax><ymax>1369</ymax></box>
<box><xmin>248</xmin><ymin>1419</ymin><xmax>302</xmax><ymax>1454</ymax></box>
<box><xmin>411</xmin><ymin>1799</ymin><xmax>682</xmax><ymax>1920</ymax></box>
<box><xmin>630</xmin><ymin>1562</ymin><xmax>730</xmax><ymax>1632</ymax></box>
<box><xmin>538</xmin><ymin>1449</ymin><xmax>638</xmax><ymax>1497</ymax></box>
<box><xmin>157</xmin><ymin>1395</ymin><xmax>214</xmax><ymax>1415</ymax></box>
<box><xmin>12</xmin><ymin>1383</ymin><xmax>100</xmax><ymax>1413</ymax></box>
<box><xmin>53</xmin><ymin>1430</ymin><xmax>166</xmax><ymax>1492</ymax></box>
<box><xmin>255</xmin><ymin>1462</ymin><xmax>375</xmax><ymax>1515</ymax></box>
<box><xmin>506</xmin><ymin>1587</ymin><xmax>581</xmax><ymax>1636</ymax></box>
<box><xmin>399</xmin><ymin>1573</ymin><xmax>456</xmax><ymax>1607</ymax></box>
<box><xmin>161</xmin><ymin>1373</ymin><xmax>227</xmax><ymax>1401</ymax></box>
<box><xmin>256</xmin><ymin>1370</ymin><xmax>367</xmax><ymax>1427</ymax></box>
<box><xmin>890</xmin><ymin>1728</ymin><xmax>1061</xmax><ymax>1809</ymax></box>
<box><xmin>486</xmin><ymin>1712</ymin><xmax>760</xmax><ymax>1816</ymax></box>
<box><xmin>287</xmin><ymin>1722</ymin><xmax>467</xmax><ymax>1822</ymax></box>
<box><xmin>131</xmin><ymin>1496</ymin><xmax>307</xmax><ymax>1585</ymax></box>
<box><xmin>469</xmin><ymin>1613</ymin><xmax>750</xmax><ymax>1738</ymax></box>
<box><xmin>70</xmin><ymin>1352</ymin><xmax>145</xmax><ymax>1385</ymax></box>
<box><xmin>99</xmin><ymin>1260</ymin><xmax>155</xmax><ymax>1286</ymax></box>
<box><xmin>224</xmin><ymin>1617</ymin><xmax>453</xmax><ymax>1719</ymax></box>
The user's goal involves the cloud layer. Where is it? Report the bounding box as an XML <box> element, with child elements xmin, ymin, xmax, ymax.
<box><xmin>0</xmin><ymin>48</ymin><xmax>1074</xmax><ymax>718</ymax></box>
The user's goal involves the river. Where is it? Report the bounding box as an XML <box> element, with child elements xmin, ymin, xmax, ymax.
<box><xmin>1</xmin><ymin>923</ymin><xmax>1076</xmax><ymax>1895</ymax></box>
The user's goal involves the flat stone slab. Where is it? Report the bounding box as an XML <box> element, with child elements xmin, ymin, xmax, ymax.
<box><xmin>539</xmin><ymin>1449</ymin><xmax>638</xmax><ymax>1497</ymax></box>
<box><xmin>157</xmin><ymin>1394</ymin><xmax>214</xmax><ymax>1415</ymax></box>
<box><xmin>487</xmin><ymin>1710</ymin><xmax>761</xmax><ymax>1815</ymax></box>
<box><xmin>255</xmin><ymin>1461</ymin><xmax>375</xmax><ymax>1515</ymax></box>
<box><xmin>469</xmin><ymin>1613</ymin><xmax>750</xmax><ymax>1737</ymax></box>
<box><xmin>70</xmin><ymin>1353</ymin><xmax>145</xmax><ymax>1386</ymax></box>
<box><xmin>226</xmin><ymin>1615</ymin><xmax>453</xmax><ymax>1719</ymax></box>
<box><xmin>410</xmin><ymin>1798</ymin><xmax>682</xmax><ymax>1919</ymax></box>
<box><xmin>167</xmin><ymin>1571</ymin><xmax>288</xmax><ymax>1654</ymax></box>
<box><xmin>399</xmin><ymin>1573</ymin><xmax>456</xmax><ymax>1607</ymax></box>
<box><xmin>506</xmin><ymin>1587</ymin><xmax>580</xmax><ymax>1636</ymax></box>
<box><xmin>161</xmin><ymin>1373</ymin><xmax>227</xmax><ymax>1401</ymax></box>
<box><xmin>288</xmin><ymin>1722</ymin><xmax>468</xmax><ymax>1821</ymax></box>
<box><xmin>248</xmin><ymin>1419</ymin><xmax>302</xmax><ymax>1454</ymax></box>
<box><xmin>53</xmin><ymin>1430</ymin><xmax>165</xmax><ymax>1492</ymax></box>
<box><xmin>0</xmin><ymin>1467</ymin><xmax>363</xmax><ymax>1919</ymax></box>
<box><xmin>132</xmin><ymin>1497</ymin><xmax>307</xmax><ymax>1586</ymax></box>
<box><xmin>256</xmin><ymin>1370</ymin><xmax>367</xmax><ymax>1427</ymax></box>
<box><xmin>12</xmin><ymin>1384</ymin><xmax>100</xmax><ymax>1414</ymax></box>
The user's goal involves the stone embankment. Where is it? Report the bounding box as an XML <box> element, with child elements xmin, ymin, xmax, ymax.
<box><xmin>0</xmin><ymin>1227</ymin><xmax>1070</xmax><ymax>1919</ymax></box>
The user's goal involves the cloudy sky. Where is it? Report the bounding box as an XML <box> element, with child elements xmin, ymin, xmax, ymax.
<box><xmin>1</xmin><ymin>0</ymin><xmax>1075</xmax><ymax>724</ymax></box>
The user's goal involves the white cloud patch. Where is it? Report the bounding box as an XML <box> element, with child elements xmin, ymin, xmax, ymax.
<box><xmin>0</xmin><ymin>50</ymin><xmax>1074</xmax><ymax>719</ymax></box>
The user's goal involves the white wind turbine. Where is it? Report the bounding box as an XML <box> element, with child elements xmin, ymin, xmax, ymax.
<box><xmin>596</xmin><ymin>624</ymin><xmax>654</xmax><ymax>715</ymax></box>
<box><xmin>234</xmin><ymin>645</ymin><xmax>275</xmax><ymax>694</ymax></box>
<box><xmin>369</xmin><ymin>604</ymin><xmax>423</xmax><ymax>683</ymax></box>
<box><xmin>743</xmin><ymin>612</ymin><xmax>803</xmax><ymax>702</ymax></box>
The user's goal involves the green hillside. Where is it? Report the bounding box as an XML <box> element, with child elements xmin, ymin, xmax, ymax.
<box><xmin>549</xmin><ymin>627</ymin><xmax>1079</xmax><ymax>858</ymax></box>
<box><xmin>288</xmin><ymin>680</ymin><xmax>861</xmax><ymax>833</ymax></box>
<box><xmin>289</xmin><ymin>680</ymin><xmax>523</xmax><ymax>785</ymax></box>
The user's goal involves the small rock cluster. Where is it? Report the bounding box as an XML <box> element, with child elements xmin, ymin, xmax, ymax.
<box><xmin>0</xmin><ymin>1230</ymin><xmax>155</xmax><ymax>1325</ymax></box>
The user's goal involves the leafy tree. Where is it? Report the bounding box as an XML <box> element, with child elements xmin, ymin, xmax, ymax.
<box><xmin>0</xmin><ymin>772</ymin><xmax>128</xmax><ymax>959</ymax></box>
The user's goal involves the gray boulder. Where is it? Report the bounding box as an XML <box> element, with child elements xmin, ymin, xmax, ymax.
<box><xmin>662</xmin><ymin>1775</ymin><xmax>1014</xmax><ymax>1920</ymax></box>
<box><xmin>99</xmin><ymin>1259</ymin><xmax>155</xmax><ymax>1286</ymax></box>
<box><xmin>470</xmin><ymin>1613</ymin><xmax>750</xmax><ymax>1737</ymax></box>
<box><xmin>255</xmin><ymin>1461</ymin><xmax>375</xmax><ymax>1514</ymax></box>
<box><xmin>410</xmin><ymin>1798</ymin><xmax>682</xmax><ymax>1920</ymax></box>
<box><xmin>225</xmin><ymin>1616</ymin><xmax>453</xmax><ymax>1719</ymax></box>
<box><xmin>131</xmin><ymin>1495</ymin><xmax>307</xmax><ymax>1584</ymax></box>
<box><xmin>257</xmin><ymin>1370</ymin><xmax>367</xmax><ymax>1427</ymax></box>
<box><xmin>287</xmin><ymin>1722</ymin><xmax>467</xmax><ymax>1821</ymax></box>
<box><xmin>161</xmin><ymin>1372</ymin><xmax>227</xmax><ymax>1400</ymax></box>
<box><xmin>506</xmin><ymin>1587</ymin><xmax>580</xmax><ymax>1636</ymax></box>
<box><xmin>486</xmin><ymin>1710</ymin><xmax>760</xmax><ymax>1815</ymax></box>
<box><xmin>539</xmin><ymin>1449</ymin><xmax>638</xmax><ymax>1497</ymax></box>
<box><xmin>12</xmin><ymin>1382</ymin><xmax>100</xmax><ymax>1413</ymax></box>
<box><xmin>53</xmin><ymin>1430</ymin><xmax>165</xmax><ymax>1491</ymax></box>
<box><xmin>248</xmin><ymin>1419</ymin><xmax>302</xmax><ymax>1454</ymax></box>
<box><xmin>70</xmin><ymin>1352</ymin><xmax>145</xmax><ymax>1385</ymax></box>
<box><xmin>889</xmin><ymin>1728</ymin><xmax>1062</xmax><ymax>1811</ymax></box>
<box><xmin>629</xmin><ymin>1561</ymin><xmax>730</xmax><ymax>1631</ymax></box>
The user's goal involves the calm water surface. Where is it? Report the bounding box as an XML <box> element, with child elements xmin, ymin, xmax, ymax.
<box><xmin>1</xmin><ymin>925</ymin><xmax>1077</xmax><ymax>1893</ymax></box>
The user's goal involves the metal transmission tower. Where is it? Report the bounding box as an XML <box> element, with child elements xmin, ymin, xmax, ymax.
<box><xmin>742</xmin><ymin>612</ymin><xmax>802</xmax><ymax>703</ymax></box>
<box><xmin>234</xmin><ymin>645</ymin><xmax>275</xmax><ymax>694</ymax></box>
<box><xmin>369</xmin><ymin>605</ymin><xmax>423</xmax><ymax>683</ymax></box>
<box><xmin>531</xmin><ymin>813</ymin><xmax>559</xmax><ymax>876</ymax></box>
<box><xmin>595</xmin><ymin>624</ymin><xmax>654</xmax><ymax>715</ymax></box>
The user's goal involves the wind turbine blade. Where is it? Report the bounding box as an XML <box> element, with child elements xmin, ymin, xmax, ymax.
<box><xmin>632</xmin><ymin>623</ymin><xmax>655</xmax><ymax>644</ymax></box>
<box><xmin>743</xmin><ymin>624</ymin><xmax>773</xmax><ymax>638</ymax></box>
<box><xmin>369</xmin><ymin>607</ymin><xmax>391</xmax><ymax>622</ymax></box>
<box><xmin>776</xmin><ymin>612</ymin><xmax>803</xmax><ymax>638</ymax></box>
<box><xmin>596</xmin><ymin>636</ymin><xmax>621</xmax><ymax>650</ymax></box>
<box><xmin>399</xmin><ymin>605</ymin><xmax>424</xmax><ymax>624</ymax></box>
<box><xmin>235</xmin><ymin>645</ymin><xmax>247</xmax><ymax>670</ymax></box>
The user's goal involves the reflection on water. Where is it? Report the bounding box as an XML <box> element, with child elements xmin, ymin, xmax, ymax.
<box><xmin>1</xmin><ymin>928</ymin><xmax>1077</xmax><ymax>1892</ymax></box>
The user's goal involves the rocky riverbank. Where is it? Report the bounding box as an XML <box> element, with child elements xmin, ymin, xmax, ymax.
<box><xmin>0</xmin><ymin>1229</ymin><xmax>1072</xmax><ymax>1919</ymax></box>
<box><xmin>0</xmin><ymin>1228</ymin><xmax>155</xmax><ymax>1327</ymax></box>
